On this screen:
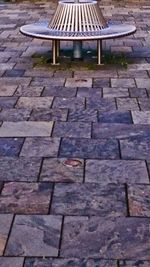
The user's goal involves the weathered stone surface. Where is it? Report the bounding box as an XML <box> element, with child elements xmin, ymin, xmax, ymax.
<box><xmin>16</xmin><ymin>97</ymin><xmax>53</xmax><ymax>109</ymax></box>
<box><xmin>20</xmin><ymin>137</ymin><xmax>60</xmax><ymax>157</ymax></box>
<box><xmin>61</xmin><ymin>216</ymin><xmax>150</xmax><ymax>259</ymax></box>
<box><xmin>118</xmin><ymin>70</ymin><xmax>148</xmax><ymax>78</ymax></box>
<box><xmin>0</xmin><ymin>214</ymin><xmax>13</xmax><ymax>255</ymax></box>
<box><xmin>116</xmin><ymin>98</ymin><xmax>140</xmax><ymax>110</ymax></box>
<box><xmin>51</xmin><ymin>183</ymin><xmax>126</xmax><ymax>216</ymax></box>
<box><xmin>0</xmin><ymin>121</ymin><xmax>53</xmax><ymax>137</ymax></box>
<box><xmin>129</xmin><ymin>88</ymin><xmax>147</xmax><ymax>98</ymax></box>
<box><xmin>53</xmin><ymin>122</ymin><xmax>91</xmax><ymax>138</ymax></box>
<box><xmin>85</xmin><ymin>160</ymin><xmax>149</xmax><ymax>184</ymax></box>
<box><xmin>14</xmin><ymin>86</ymin><xmax>43</xmax><ymax>97</ymax></box>
<box><xmin>42</xmin><ymin>86</ymin><xmax>77</xmax><ymax>97</ymax></box>
<box><xmin>29</xmin><ymin>108</ymin><xmax>68</xmax><ymax>122</ymax></box>
<box><xmin>0</xmin><ymin>86</ymin><xmax>17</xmax><ymax>96</ymax></box>
<box><xmin>31</xmin><ymin>78</ymin><xmax>64</xmax><ymax>87</ymax></box>
<box><xmin>128</xmin><ymin>185</ymin><xmax>150</xmax><ymax>217</ymax></box>
<box><xmin>103</xmin><ymin>87</ymin><xmax>129</xmax><ymax>98</ymax></box>
<box><xmin>98</xmin><ymin>111</ymin><xmax>132</xmax><ymax>124</ymax></box>
<box><xmin>65</xmin><ymin>78</ymin><xmax>92</xmax><ymax>88</ymax></box>
<box><xmin>138</xmin><ymin>99</ymin><xmax>150</xmax><ymax>111</ymax></box>
<box><xmin>60</xmin><ymin>138</ymin><xmax>119</xmax><ymax>159</ymax></box>
<box><xmin>24</xmin><ymin>258</ymin><xmax>53</xmax><ymax>267</ymax></box>
<box><xmin>0</xmin><ymin>157</ymin><xmax>41</xmax><ymax>181</ymax></box>
<box><xmin>40</xmin><ymin>158</ymin><xmax>84</xmax><ymax>183</ymax></box>
<box><xmin>68</xmin><ymin>108</ymin><xmax>97</xmax><ymax>122</ymax></box>
<box><xmin>93</xmin><ymin>78</ymin><xmax>110</xmax><ymax>87</ymax></box>
<box><xmin>135</xmin><ymin>79</ymin><xmax>150</xmax><ymax>88</ymax></box>
<box><xmin>0</xmin><ymin>182</ymin><xmax>52</xmax><ymax>214</ymax></box>
<box><xmin>132</xmin><ymin>111</ymin><xmax>150</xmax><ymax>124</ymax></box>
<box><xmin>86</xmin><ymin>98</ymin><xmax>116</xmax><ymax>111</ymax></box>
<box><xmin>77</xmin><ymin>87</ymin><xmax>102</xmax><ymax>98</ymax></box>
<box><xmin>119</xmin><ymin>260</ymin><xmax>150</xmax><ymax>267</ymax></box>
<box><xmin>92</xmin><ymin>123</ymin><xmax>150</xmax><ymax>139</ymax></box>
<box><xmin>0</xmin><ymin>108</ymin><xmax>31</xmax><ymax>121</ymax></box>
<box><xmin>111</xmin><ymin>78</ymin><xmax>135</xmax><ymax>88</ymax></box>
<box><xmin>52</xmin><ymin>97</ymin><xmax>85</xmax><ymax>110</ymax></box>
<box><xmin>5</xmin><ymin>215</ymin><xmax>62</xmax><ymax>256</ymax></box>
<box><xmin>0</xmin><ymin>97</ymin><xmax>18</xmax><ymax>108</ymax></box>
<box><xmin>0</xmin><ymin>257</ymin><xmax>24</xmax><ymax>267</ymax></box>
<box><xmin>0</xmin><ymin>138</ymin><xmax>24</xmax><ymax>156</ymax></box>
<box><xmin>120</xmin><ymin>136</ymin><xmax>150</xmax><ymax>160</ymax></box>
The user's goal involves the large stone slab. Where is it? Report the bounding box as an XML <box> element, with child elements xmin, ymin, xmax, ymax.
<box><xmin>0</xmin><ymin>121</ymin><xmax>53</xmax><ymax>137</ymax></box>
<box><xmin>52</xmin><ymin>97</ymin><xmax>85</xmax><ymax>110</ymax></box>
<box><xmin>116</xmin><ymin>98</ymin><xmax>140</xmax><ymax>111</ymax></box>
<box><xmin>60</xmin><ymin>138</ymin><xmax>119</xmax><ymax>159</ymax></box>
<box><xmin>42</xmin><ymin>86</ymin><xmax>77</xmax><ymax>97</ymax></box>
<box><xmin>20</xmin><ymin>137</ymin><xmax>60</xmax><ymax>157</ymax></box>
<box><xmin>68</xmin><ymin>108</ymin><xmax>98</xmax><ymax>122</ymax></box>
<box><xmin>5</xmin><ymin>215</ymin><xmax>62</xmax><ymax>256</ymax></box>
<box><xmin>98</xmin><ymin>111</ymin><xmax>132</xmax><ymax>124</ymax></box>
<box><xmin>53</xmin><ymin>122</ymin><xmax>91</xmax><ymax>138</ymax></box>
<box><xmin>128</xmin><ymin>185</ymin><xmax>150</xmax><ymax>217</ymax></box>
<box><xmin>65</xmin><ymin>78</ymin><xmax>92</xmax><ymax>88</ymax></box>
<box><xmin>86</xmin><ymin>98</ymin><xmax>116</xmax><ymax>111</ymax></box>
<box><xmin>60</xmin><ymin>216</ymin><xmax>150</xmax><ymax>259</ymax></box>
<box><xmin>16</xmin><ymin>97</ymin><xmax>53</xmax><ymax>109</ymax></box>
<box><xmin>0</xmin><ymin>214</ymin><xmax>13</xmax><ymax>255</ymax></box>
<box><xmin>0</xmin><ymin>108</ymin><xmax>31</xmax><ymax>122</ymax></box>
<box><xmin>132</xmin><ymin>111</ymin><xmax>150</xmax><ymax>124</ymax></box>
<box><xmin>77</xmin><ymin>87</ymin><xmax>102</xmax><ymax>98</ymax></box>
<box><xmin>111</xmin><ymin>78</ymin><xmax>135</xmax><ymax>87</ymax></box>
<box><xmin>103</xmin><ymin>87</ymin><xmax>129</xmax><ymax>98</ymax></box>
<box><xmin>40</xmin><ymin>158</ymin><xmax>84</xmax><ymax>183</ymax></box>
<box><xmin>0</xmin><ymin>137</ymin><xmax>24</xmax><ymax>156</ymax></box>
<box><xmin>29</xmin><ymin>108</ymin><xmax>68</xmax><ymax>122</ymax></box>
<box><xmin>0</xmin><ymin>85</ymin><xmax>17</xmax><ymax>96</ymax></box>
<box><xmin>0</xmin><ymin>257</ymin><xmax>24</xmax><ymax>267</ymax></box>
<box><xmin>14</xmin><ymin>86</ymin><xmax>44</xmax><ymax>97</ymax></box>
<box><xmin>51</xmin><ymin>183</ymin><xmax>126</xmax><ymax>216</ymax></box>
<box><xmin>138</xmin><ymin>99</ymin><xmax>150</xmax><ymax>111</ymax></box>
<box><xmin>135</xmin><ymin>79</ymin><xmax>150</xmax><ymax>88</ymax></box>
<box><xmin>0</xmin><ymin>182</ymin><xmax>52</xmax><ymax>214</ymax></box>
<box><xmin>85</xmin><ymin>160</ymin><xmax>149</xmax><ymax>184</ymax></box>
<box><xmin>0</xmin><ymin>97</ymin><xmax>18</xmax><ymax>108</ymax></box>
<box><xmin>0</xmin><ymin>157</ymin><xmax>41</xmax><ymax>182</ymax></box>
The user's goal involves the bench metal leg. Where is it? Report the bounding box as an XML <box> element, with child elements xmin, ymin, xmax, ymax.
<box><xmin>56</xmin><ymin>40</ymin><xmax>60</xmax><ymax>58</ymax></box>
<box><xmin>97</xmin><ymin>40</ymin><xmax>102</xmax><ymax>65</ymax></box>
<box><xmin>52</xmin><ymin>39</ymin><xmax>59</xmax><ymax>65</ymax></box>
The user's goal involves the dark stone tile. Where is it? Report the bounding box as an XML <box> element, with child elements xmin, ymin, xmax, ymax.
<box><xmin>138</xmin><ymin>99</ymin><xmax>150</xmax><ymax>111</ymax></box>
<box><xmin>20</xmin><ymin>137</ymin><xmax>60</xmax><ymax>157</ymax></box>
<box><xmin>29</xmin><ymin>108</ymin><xmax>68</xmax><ymax>122</ymax></box>
<box><xmin>51</xmin><ymin>183</ymin><xmax>126</xmax><ymax>216</ymax></box>
<box><xmin>0</xmin><ymin>157</ymin><xmax>41</xmax><ymax>182</ymax></box>
<box><xmin>0</xmin><ymin>138</ymin><xmax>24</xmax><ymax>156</ymax></box>
<box><xmin>68</xmin><ymin>109</ymin><xmax>98</xmax><ymax>122</ymax></box>
<box><xmin>119</xmin><ymin>260</ymin><xmax>150</xmax><ymax>267</ymax></box>
<box><xmin>93</xmin><ymin>78</ymin><xmax>110</xmax><ymax>87</ymax></box>
<box><xmin>0</xmin><ymin>214</ymin><xmax>13</xmax><ymax>255</ymax></box>
<box><xmin>0</xmin><ymin>108</ymin><xmax>31</xmax><ymax>121</ymax></box>
<box><xmin>5</xmin><ymin>215</ymin><xmax>62</xmax><ymax>256</ymax></box>
<box><xmin>129</xmin><ymin>88</ymin><xmax>148</xmax><ymax>98</ymax></box>
<box><xmin>42</xmin><ymin>86</ymin><xmax>77</xmax><ymax>97</ymax></box>
<box><xmin>60</xmin><ymin>138</ymin><xmax>119</xmax><ymax>159</ymax></box>
<box><xmin>92</xmin><ymin>123</ymin><xmax>150</xmax><ymax>139</ymax></box>
<box><xmin>40</xmin><ymin>158</ymin><xmax>84</xmax><ymax>183</ymax></box>
<box><xmin>52</xmin><ymin>97</ymin><xmax>85</xmax><ymax>110</ymax></box>
<box><xmin>53</xmin><ymin>122</ymin><xmax>91</xmax><ymax>138</ymax></box>
<box><xmin>61</xmin><ymin>216</ymin><xmax>150</xmax><ymax>259</ymax></box>
<box><xmin>77</xmin><ymin>87</ymin><xmax>102</xmax><ymax>98</ymax></box>
<box><xmin>0</xmin><ymin>257</ymin><xmax>24</xmax><ymax>267</ymax></box>
<box><xmin>86</xmin><ymin>98</ymin><xmax>116</xmax><ymax>111</ymax></box>
<box><xmin>120</xmin><ymin>136</ymin><xmax>150</xmax><ymax>160</ymax></box>
<box><xmin>0</xmin><ymin>182</ymin><xmax>52</xmax><ymax>214</ymax></box>
<box><xmin>0</xmin><ymin>97</ymin><xmax>18</xmax><ymax>108</ymax></box>
<box><xmin>98</xmin><ymin>111</ymin><xmax>132</xmax><ymax>124</ymax></box>
<box><xmin>4</xmin><ymin>69</ymin><xmax>25</xmax><ymax>77</ymax></box>
<box><xmin>128</xmin><ymin>185</ymin><xmax>150</xmax><ymax>217</ymax></box>
<box><xmin>85</xmin><ymin>160</ymin><xmax>149</xmax><ymax>184</ymax></box>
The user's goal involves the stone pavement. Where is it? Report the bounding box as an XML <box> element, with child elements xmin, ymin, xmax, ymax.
<box><xmin>0</xmin><ymin>0</ymin><xmax>150</xmax><ymax>266</ymax></box>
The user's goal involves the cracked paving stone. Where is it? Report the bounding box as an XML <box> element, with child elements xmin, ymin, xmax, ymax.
<box><xmin>52</xmin><ymin>122</ymin><xmax>91</xmax><ymax>138</ymax></box>
<box><xmin>20</xmin><ymin>137</ymin><xmax>60</xmax><ymax>157</ymax></box>
<box><xmin>98</xmin><ymin>111</ymin><xmax>132</xmax><ymax>124</ymax></box>
<box><xmin>128</xmin><ymin>185</ymin><xmax>150</xmax><ymax>217</ymax></box>
<box><xmin>0</xmin><ymin>97</ymin><xmax>18</xmax><ymax>108</ymax></box>
<box><xmin>68</xmin><ymin>109</ymin><xmax>97</xmax><ymax>122</ymax></box>
<box><xmin>42</xmin><ymin>86</ymin><xmax>77</xmax><ymax>97</ymax></box>
<box><xmin>138</xmin><ymin>99</ymin><xmax>150</xmax><ymax>111</ymax></box>
<box><xmin>0</xmin><ymin>138</ymin><xmax>24</xmax><ymax>156</ymax></box>
<box><xmin>59</xmin><ymin>138</ymin><xmax>119</xmax><ymax>159</ymax></box>
<box><xmin>119</xmin><ymin>260</ymin><xmax>150</xmax><ymax>267</ymax></box>
<box><xmin>0</xmin><ymin>257</ymin><xmax>24</xmax><ymax>267</ymax></box>
<box><xmin>85</xmin><ymin>160</ymin><xmax>149</xmax><ymax>184</ymax></box>
<box><xmin>0</xmin><ymin>121</ymin><xmax>53</xmax><ymax>137</ymax></box>
<box><xmin>86</xmin><ymin>98</ymin><xmax>116</xmax><ymax>111</ymax></box>
<box><xmin>120</xmin><ymin>136</ymin><xmax>150</xmax><ymax>160</ymax></box>
<box><xmin>65</xmin><ymin>78</ymin><xmax>92</xmax><ymax>88</ymax></box>
<box><xmin>60</xmin><ymin>216</ymin><xmax>150</xmax><ymax>259</ymax></box>
<box><xmin>16</xmin><ymin>97</ymin><xmax>53</xmax><ymax>109</ymax></box>
<box><xmin>5</xmin><ymin>215</ymin><xmax>62</xmax><ymax>256</ymax></box>
<box><xmin>40</xmin><ymin>158</ymin><xmax>84</xmax><ymax>183</ymax></box>
<box><xmin>0</xmin><ymin>182</ymin><xmax>52</xmax><ymax>214</ymax></box>
<box><xmin>103</xmin><ymin>87</ymin><xmax>129</xmax><ymax>98</ymax></box>
<box><xmin>24</xmin><ymin>258</ymin><xmax>117</xmax><ymax>267</ymax></box>
<box><xmin>0</xmin><ymin>157</ymin><xmax>41</xmax><ymax>182</ymax></box>
<box><xmin>0</xmin><ymin>108</ymin><xmax>31</xmax><ymax>122</ymax></box>
<box><xmin>14</xmin><ymin>86</ymin><xmax>44</xmax><ymax>97</ymax></box>
<box><xmin>0</xmin><ymin>214</ymin><xmax>13</xmax><ymax>255</ymax></box>
<box><xmin>116</xmin><ymin>98</ymin><xmax>140</xmax><ymax>111</ymax></box>
<box><xmin>111</xmin><ymin>78</ymin><xmax>135</xmax><ymax>88</ymax></box>
<box><xmin>29</xmin><ymin>108</ymin><xmax>68</xmax><ymax>122</ymax></box>
<box><xmin>52</xmin><ymin>97</ymin><xmax>85</xmax><ymax>110</ymax></box>
<box><xmin>51</xmin><ymin>183</ymin><xmax>126</xmax><ymax>216</ymax></box>
<box><xmin>132</xmin><ymin>111</ymin><xmax>150</xmax><ymax>124</ymax></box>
<box><xmin>92</xmin><ymin>123</ymin><xmax>150</xmax><ymax>139</ymax></box>
<box><xmin>0</xmin><ymin>85</ymin><xmax>17</xmax><ymax>96</ymax></box>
